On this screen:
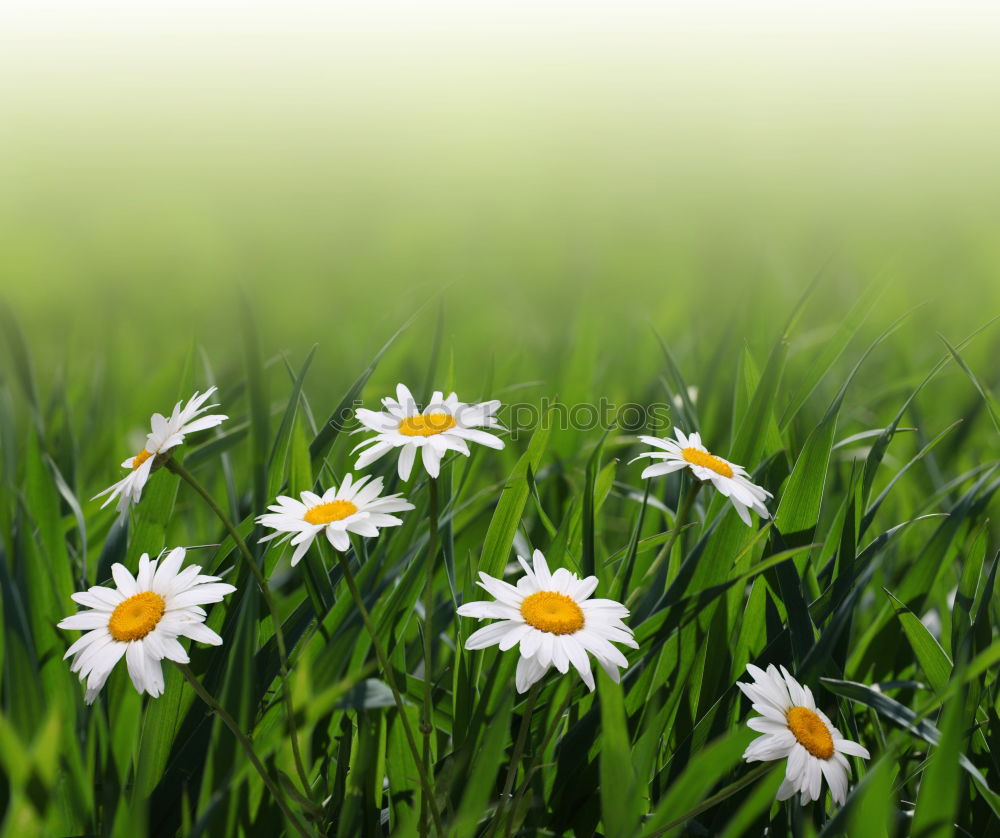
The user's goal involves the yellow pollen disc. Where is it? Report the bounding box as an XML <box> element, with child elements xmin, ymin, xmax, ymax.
<box><xmin>304</xmin><ymin>500</ymin><xmax>358</xmax><ymax>525</ymax></box>
<box><xmin>786</xmin><ymin>706</ymin><xmax>834</xmax><ymax>760</ymax></box>
<box><xmin>681</xmin><ymin>447</ymin><xmax>734</xmax><ymax>478</ymax></box>
<box><xmin>398</xmin><ymin>413</ymin><xmax>457</xmax><ymax>437</ymax></box>
<box><xmin>520</xmin><ymin>591</ymin><xmax>585</xmax><ymax>635</ymax></box>
<box><xmin>108</xmin><ymin>592</ymin><xmax>166</xmax><ymax>642</ymax></box>
<box><xmin>132</xmin><ymin>449</ymin><xmax>153</xmax><ymax>471</ymax></box>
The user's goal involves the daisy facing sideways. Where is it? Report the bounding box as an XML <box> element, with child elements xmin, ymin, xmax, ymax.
<box><xmin>353</xmin><ymin>383</ymin><xmax>504</xmax><ymax>481</ymax></box>
<box><xmin>631</xmin><ymin>427</ymin><xmax>772</xmax><ymax>526</ymax></box>
<box><xmin>58</xmin><ymin>548</ymin><xmax>236</xmax><ymax>704</ymax></box>
<box><xmin>738</xmin><ymin>663</ymin><xmax>870</xmax><ymax>806</ymax></box>
<box><xmin>95</xmin><ymin>387</ymin><xmax>228</xmax><ymax>516</ymax></box>
<box><xmin>457</xmin><ymin>549</ymin><xmax>637</xmax><ymax>693</ymax></box>
<box><xmin>256</xmin><ymin>473</ymin><xmax>414</xmax><ymax>565</ymax></box>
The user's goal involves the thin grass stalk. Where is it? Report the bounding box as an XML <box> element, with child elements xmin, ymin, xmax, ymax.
<box><xmin>165</xmin><ymin>458</ymin><xmax>314</xmax><ymax>804</ymax></box>
<box><xmin>504</xmin><ymin>684</ymin><xmax>577</xmax><ymax>836</ymax></box>
<box><xmin>486</xmin><ymin>680</ymin><xmax>543</xmax><ymax>838</ymax></box>
<box><xmin>644</xmin><ymin>764</ymin><xmax>774</xmax><ymax>838</ymax></box>
<box><xmin>420</xmin><ymin>475</ymin><xmax>440</xmax><ymax>838</ymax></box>
<box><xmin>332</xmin><ymin>548</ymin><xmax>445</xmax><ymax>836</ymax></box>
<box><xmin>626</xmin><ymin>480</ymin><xmax>701</xmax><ymax>609</ymax></box>
<box><xmin>176</xmin><ymin>663</ymin><xmax>314</xmax><ymax>838</ymax></box>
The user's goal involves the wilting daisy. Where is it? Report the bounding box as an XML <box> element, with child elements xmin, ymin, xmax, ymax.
<box><xmin>95</xmin><ymin>387</ymin><xmax>228</xmax><ymax>515</ymax></box>
<box><xmin>631</xmin><ymin>427</ymin><xmax>772</xmax><ymax>526</ymax></box>
<box><xmin>352</xmin><ymin>383</ymin><xmax>504</xmax><ymax>481</ymax></box>
<box><xmin>256</xmin><ymin>473</ymin><xmax>414</xmax><ymax>564</ymax></box>
<box><xmin>456</xmin><ymin>549</ymin><xmax>637</xmax><ymax>693</ymax></box>
<box><xmin>58</xmin><ymin>548</ymin><xmax>236</xmax><ymax>704</ymax></box>
<box><xmin>738</xmin><ymin>663</ymin><xmax>870</xmax><ymax>806</ymax></box>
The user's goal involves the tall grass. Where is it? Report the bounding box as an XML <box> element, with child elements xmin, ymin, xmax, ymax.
<box><xmin>1</xmin><ymin>278</ymin><xmax>998</xmax><ymax>837</ymax></box>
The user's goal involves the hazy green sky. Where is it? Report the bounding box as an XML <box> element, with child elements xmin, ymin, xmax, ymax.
<box><xmin>2</xmin><ymin>2</ymin><xmax>999</xmax><ymax>382</ymax></box>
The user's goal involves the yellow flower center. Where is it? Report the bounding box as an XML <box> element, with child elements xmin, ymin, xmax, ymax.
<box><xmin>132</xmin><ymin>449</ymin><xmax>153</xmax><ymax>471</ymax></box>
<box><xmin>398</xmin><ymin>413</ymin><xmax>457</xmax><ymax>437</ymax></box>
<box><xmin>108</xmin><ymin>592</ymin><xmax>166</xmax><ymax>642</ymax></box>
<box><xmin>786</xmin><ymin>706</ymin><xmax>835</xmax><ymax>760</ymax></box>
<box><xmin>303</xmin><ymin>500</ymin><xmax>359</xmax><ymax>525</ymax></box>
<box><xmin>681</xmin><ymin>447</ymin><xmax>734</xmax><ymax>478</ymax></box>
<box><xmin>520</xmin><ymin>591</ymin><xmax>585</xmax><ymax>635</ymax></box>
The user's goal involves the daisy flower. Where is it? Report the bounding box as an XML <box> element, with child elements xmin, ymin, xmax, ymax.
<box><xmin>456</xmin><ymin>549</ymin><xmax>638</xmax><ymax>693</ymax></box>
<box><xmin>58</xmin><ymin>548</ymin><xmax>236</xmax><ymax>704</ymax></box>
<box><xmin>94</xmin><ymin>387</ymin><xmax>228</xmax><ymax>516</ymax></box>
<box><xmin>631</xmin><ymin>427</ymin><xmax>772</xmax><ymax>526</ymax></box>
<box><xmin>352</xmin><ymin>383</ymin><xmax>504</xmax><ymax>481</ymax></box>
<box><xmin>738</xmin><ymin>663</ymin><xmax>870</xmax><ymax>806</ymax></box>
<box><xmin>256</xmin><ymin>473</ymin><xmax>414</xmax><ymax>565</ymax></box>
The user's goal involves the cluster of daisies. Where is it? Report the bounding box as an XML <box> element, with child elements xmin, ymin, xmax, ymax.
<box><xmin>59</xmin><ymin>383</ymin><xmax>869</xmax><ymax>810</ymax></box>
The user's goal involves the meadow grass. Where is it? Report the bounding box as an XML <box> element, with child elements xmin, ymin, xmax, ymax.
<box><xmin>1</xmin><ymin>274</ymin><xmax>999</xmax><ymax>838</ymax></box>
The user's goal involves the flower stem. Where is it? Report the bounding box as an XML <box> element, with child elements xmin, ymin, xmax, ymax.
<box><xmin>487</xmin><ymin>680</ymin><xmax>543</xmax><ymax>838</ymax></box>
<box><xmin>165</xmin><ymin>458</ymin><xmax>313</xmax><ymax>803</ymax></box>
<box><xmin>420</xmin><ymin>476</ymin><xmax>440</xmax><ymax>838</ymax></box>
<box><xmin>333</xmin><ymin>549</ymin><xmax>445</xmax><ymax>836</ymax></box>
<box><xmin>176</xmin><ymin>663</ymin><xmax>314</xmax><ymax>838</ymax></box>
<box><xmin>504</xmin><ymin>684</ymin><xmax>575</xmax><ymax>837</ymax></box>
<box><xmin>626</xmin><ymin>480</ymin><xmax>701</xmax><ymax>610</ymax></box>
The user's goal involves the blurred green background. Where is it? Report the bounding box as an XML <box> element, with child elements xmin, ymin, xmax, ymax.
<box><xmin>2</xmin><ymin>1</ymin><xmax>1000</xmax><ymax>397</ymax></box>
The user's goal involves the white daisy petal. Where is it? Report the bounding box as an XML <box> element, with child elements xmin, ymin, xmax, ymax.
<box><xmin>59</xmin><ymin>546</ymin><xmax>235</xmax><ymax>703</ymax></box>
<box><xmin>125</xmin><ymin>641</ymin><xmax>148</xmax><ymax>695</ymax></box>
<box><xmin>181</xmin><ymin>621</ymin><xmax>224</xmax><ymax>646</ymax></box>
<box><xmin>63</xmin><ymin>628</ymin><xmax>108</xmax><ymax>660</ymax></box>
<box><xmin>353</xmin><ymin>439</ymin><xmax>393</xmax><ymax>470</ymax></box>
<box><xmin>531</xmin><ymin>550</ymin><xmax>552</xmax><ymax>587</ymax></box>
<box><xmin>747</xmin><ymin>716</ymin><xmax>789</xmax><ymax>734</ymax></box>
<box><xmin>157</xmin><ymin>634</ymin><xmax>191</xmax><ymax>664</ymax></box>
<box><xmin>833</xmin><ymin>739</ymin><xmax>870</xmax><ymax>759</ymax></box>
<box><xmin>456</xmin><ymin>548</ymin><xmax>635</xmax><ymax>694</ymax></box>
<box><xmin>476</xmin><ymin>574</ymin><xmax>525</xmax><ymax>606</ymax></box>
<box><xmin>326</xmin><ymin>527</ymin><xmax>351</xmax><ymax>552</ymax></box>
<box><xmin>466</xmin><ymin>620</ymin><xmax>520</xmax><ymax>650</ymax></box>
<box><xmin>572</xmin><ymin>576</ymin><xmax>600</xmax><ymax>602</ymax></box>
<box><xmin>398</xmin><ymin>444</ymin><xmax>417</xmax><ymax>481</ymax></box>
<box><xmin>290</xmin><ymin>535</ymin><xmax>315</xmax><ymax>566</ymax></box>
<box><xmin>536</xmin><ymin>632</ymin><xmax>555</xmax><ymax>668</ymax></box>
<box><xmin>256</xmin><ymin>475</ymin><xmax>412</xmax><ymax>567</ymax></box>
<box><xmin>167</xmin><ymin>584</ymin><xmax>237</xmax><ymax>610</ymax></box>
<box><xmin>806</xmin><ymin>757</ymin><xmax>823</xmax><ymax>803</ymax></box>
<box><xmin>820</xmin><ymin>756</ymin><xmax>848</xmax><ymax>805</ymax></box>
<box><xmin>97</xmin><ymin>389</ymin><xmax>228</xmax><ymax>515</ymax></box>
<box><xmin>351</xmin><ymin>385</ymin><xmax>505</xmax><ymax>480</ymax></box>
<box><xmin>737</xmin><ymin>662</ymin><xmax>871</xmax><ymax>809</ymax></box>
<box><xmin>145</xmin><ymin>658</ymin><xmax>166</xmax><ymax>698</ymax></box>
<box><xmin>519</xmin><ymin>627</ymin><xmax>544</xmax><ymax>658</ymax></box>
<box><xmin>58</xmin><ymin>611</ymin><xmax>112</xmax><ymax>631</ymax></box>
<box><xmin>634</xmin><ymin>427</ymin><xmax>770</xmax><ymax>526</ymax></box>
<box><xmin>786</xmin><ymin>743</ymin><xmax>807</xmax><ymax>782</ymax></box>
<box><xmin>515</xmin><ymin>654</ymin><xmax>549</xmax><ymax>694</ymax></box>
<box><xmin>641</xmin><ymin>462</ymin><xmax>682</xmax><ymax>480</ymax></box>
<box><xmin>562</xmin><ymin>635</ymin><xmax>595</xmax><ymax>691</ymax></box>
<box><xmin>84</xmin><ymin>644</ymin><xmax>126</xmax><ymax>699</ymax></box>
<box><xmin>111</xmin><ymin>564</ymin><xmax>139</xmax><ymax>598</ymax></box>
<box><xmin>498</xmin><ymin>624</ymin><xmax>533</xmax><ymax>651</ymax></box>
<box><xmin>153</xmin><ymin>548</ymin><xmax>187</xmax><ymax>592</ymax></box>
<box><xmin>776</xmin><ymin>776</ymin><xmax>798</xmax><ymax>801</ymax></box>
<box><xmin>421</xmin><ymin>444</ymin><xmax>442</xmax><ymax>478</ymax></box>
<box><xmin>456</xmin><ymin>601</ymin><xmax>521</xmax><ymax>620</ymax></box>
<box><xmin>594</xmin><ymin>654</ymin><xmax>624</xmax><ymax>683</ymax></box>
<box><xmin>450</xmin><ymin>427</ymin><xmax>505</xmax><ymax>449</ymax></box>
